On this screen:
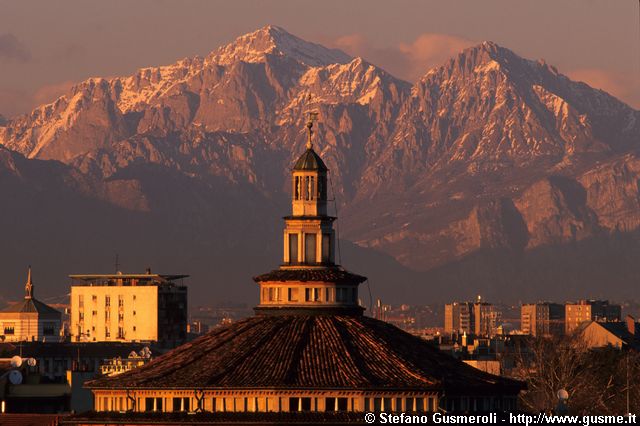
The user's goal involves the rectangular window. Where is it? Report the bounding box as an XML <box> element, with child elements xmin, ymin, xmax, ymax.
<box><xmin>78</xmin><ymin>295</ymin><xmax>84</xmax><ymax>308</ymax></box>
<box><xmin>304</xmin><ymin>176</ymin><xmax>310</xmax><ymax>200</ymax></box>
<box><xmin>301</xmin><ymin>397</ymin><xmax>311</xmax><ymax>411</ymax></box>
<box><xmin>289</xmin><ymin>233</ymin><xmax>298</xmax><ymax>263</ymax></box>
<box><xmin>145</xmin><ymin>397</ymin><xmax>162</xmax><ymax>412</ymax></box>
<box><xmin>383</xmin><ymin>398</ymin><xmax>393</xmax><ymax>411</ymax></box>
<box><xmin>288</xmin><ymin>397</ymin><xmax>311</xmax><ymax>412</ymax></box>
<box><xmin>322</xmin><ymin>234</ymin><xmax>331</xmax><ymax>262</ymax></box>
<box><xmin>294</xmin><ymin>176</ymin><xmax>301</xmax><ymax>200</ymax></box>
<box><xmin>43</xmin><ymin>323</ymin><xmax>55</xmax><ymax>336</ymax></box>
<box><xmin>304</xmin><ymin>233</ymin><xmax>316</xmax><ymax>264</ymax></box>
<box><xmin>118</xmin><ymin>295</ymin><xmax>124</xmax><ymax>307</ymax></box>
<box><xmin>105</xmin><ymin>296</ymin><xmax>110</xmax><ymax>307</ymax></box>
<box><xmin>406</xmin><ymin>398</ymin><xmax>415</xmax><ymax>412</ymax></box>
<box><xmin>337</xmin><ymin>397</ymin><xmax>348</xmax><ymax>411</ymax></box>
<box><xmin>288</xmin><ymin>288</ymin><xmax>298</xmax><ymax>302</ymax></box>
<box><xmin>325</xmin><ymin>397</ymin><xmax>348</xmax><ymax>412</ymax></box>
<box><xmin>305</xmin><ymin>288</ymin><xmax>321</xmax><ymax>302</ymax></box>
<box><xmin>173</xmin><ymin>397</ymin><xmax>189</xmax><ymax>412</ymax></box>
<box><xmin>373</xmin><ymin>398</ymin><xmax>382</xmax><ymax>412</ymax></box>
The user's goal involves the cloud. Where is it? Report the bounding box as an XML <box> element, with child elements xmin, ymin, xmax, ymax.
<box><xmin>330</xmin><ymin>33</ymin><xmax>475</xmax><ymax>82</ymax></box>
<box><xmin>567</xmin><ymin>69</ymin><xmax>640</xmax><ymax>109</ymax></box>
<box><xmin>32</xmin><ymin>81</ymin><xmax>76</xmax><ymax>106</ymax></box>
<box><xmin>0</xmin><ymin>33</ymin><xmax>31</xmax><ymax>62</ymax></box>
<box><xmin>0</xmin><ymin>81</ymin><xmax>76</xmax><ymax>119</ymax></box>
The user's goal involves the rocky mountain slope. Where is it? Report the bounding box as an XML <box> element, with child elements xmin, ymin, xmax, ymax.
<box><xmin>1</xmin><ymin>26</ymin><xmax>639</xmax><ymax>305</ymax></box>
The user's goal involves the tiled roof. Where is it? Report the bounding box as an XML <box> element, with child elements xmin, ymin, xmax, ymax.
<box><xmin>253</xmin><ymin>268</ymin><xmax>366</xmax><ymax>284</ymax></box>
<box><xmin>0</xmin><ymin>298</ymin><xmax>61</xmax><ymax>319</ymax></box>
<box><xmin>87</xmin><ymin>315</ymin><xmax>523</xmax><ymax>393</ymax></box>
<box><xmin>293</xmin><ymin>148</ymin><xmax>327</xmax><ymax>172</ymax></box>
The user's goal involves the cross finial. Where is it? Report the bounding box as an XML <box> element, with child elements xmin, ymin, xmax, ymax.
<box><xmin>305</xmin><ymin>110</ymin><xmax>318</xmax><ymax>150</ymax></box>
<box><xmin>25</xmin><ymin>265</ymin><xmax>33</xmax><ymax>299</ymax></box>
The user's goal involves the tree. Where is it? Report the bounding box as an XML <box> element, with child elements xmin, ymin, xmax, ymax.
<box><xmin>511</xmin><ymin>334</ymin><xmax>640</xmax><ymax>414</ymax></box>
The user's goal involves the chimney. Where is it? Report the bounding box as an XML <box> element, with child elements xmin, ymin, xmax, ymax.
<box><xmin>625</xmin><ymin>315</ymin><xmax>635</xmax><ymax>336</ymax></box>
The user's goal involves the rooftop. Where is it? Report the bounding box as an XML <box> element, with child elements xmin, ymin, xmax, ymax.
<box><xmin>0</xmin><ymin>298</ymin><xmax>61</xmax><ymax>319</ymax></box>
<box><xmin>293</xmin><ymin>148</ymin><xmax>327</xmax><ymax>172</ymax></box>
<box><xmin>253</xmin><ymin>268</ymin><xmax>366</xmax><ymax>284</ymax></box>
<box><xmin>69</xmin><ymin>273</ymin><xmax>189</xmax><ymax>286</ymax></box>
<box><xmin>87</xmin><ymin>315</ymin><xmax>523</xmax><ymax>393</ymax></box>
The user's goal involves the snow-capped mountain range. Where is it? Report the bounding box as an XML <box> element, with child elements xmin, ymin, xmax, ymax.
<box><xmin>1</xmin><ymin>25</ymin><xmax>639</xmax><ymax>304</ymax></box>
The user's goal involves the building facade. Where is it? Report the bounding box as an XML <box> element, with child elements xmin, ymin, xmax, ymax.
<box><xmin>444</xmin><ymin>302</ymin><xmax>474</xmax><ymax>334</ymax></box>
<box><xmin>0</xmin><ymin>267</ymin><xmax>62</xmax><ymax>342</ymax></box>
<box><xmin>474</xmin><ymin>302</ymin><xmax>501</xmax><ymax>337</ymax></box>
<box><xmin>521</xmin><ymin>303</ymin><xmax>564</xmax><ymax>337</ymax></box>
<box><xmin>444</xmin><ymin>300</ymin><xmax>501</xmax><ymax>338</ymax></box>
<box><xmin>69</xmin><ymin>272</ymin><xmax>187</xmax><ymax>348</ymax></box>
<box><xmin>565</xmin><ymin>300</ymin><xmax>621</xmax><ymax>335</ymax></box>
<box><xmin>578</xmin><ymin>315</ymin><xmax>639</xmax><ymax>350</ymax></box>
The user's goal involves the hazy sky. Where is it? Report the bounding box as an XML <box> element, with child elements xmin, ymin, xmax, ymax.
<box><xmin>1</xmin><ymin>0</ymin><xmax>638</xmax><ymax>117</ymax></box>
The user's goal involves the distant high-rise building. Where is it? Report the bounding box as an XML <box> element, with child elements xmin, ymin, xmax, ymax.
<box><xmin>565</xmin><ymin>300</ymin><xmax>621</xmax><ymax>335</ymax></box>
<box><xmin>521</xmin><ymin>303</ymin><xmax>564</xmax><ymax>337</ymax></box>
<box><xmin>444</xmin><ymin>302</ymin><xmax>474</xmax><ymax>334</ymax></box>
<box><xmin>474</xmin><ymin>302</ymin><xmax>501</xmax><ymax>338</ymax></box>
<box><xmin>444</xmin><ymin>299</ymin><xmax>501</xmax><ymax>337</ymax></box>
<box><xmin>69</xmin><ymin>271</ymin><xmax>188</xmax><ymax>348</ymax></box>
<box><xmin>0</xmin><ymin>267</ymin><xmax>62</xmax><ymax>342</ymax></box>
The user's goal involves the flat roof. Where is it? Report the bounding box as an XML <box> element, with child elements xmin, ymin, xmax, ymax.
<box><xmin>69</xmin><ymin>274</ymin><xmax>189</xmax><ymax>282</ymax></box>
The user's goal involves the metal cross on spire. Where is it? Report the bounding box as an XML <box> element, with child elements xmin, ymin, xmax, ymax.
<box><xmin>305</xmin><ymin>93</ymin><xmax>319</xmax><ymax>150</ymax></box>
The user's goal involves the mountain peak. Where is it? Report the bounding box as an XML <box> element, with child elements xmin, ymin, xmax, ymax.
<box><xmin>208</xmin><ymin>25</ymin><xmax>351</xmax><ymax>67</ymax></box>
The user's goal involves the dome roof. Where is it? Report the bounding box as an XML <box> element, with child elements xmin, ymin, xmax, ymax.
<box><xmin>293</xmin><ymin>148</ymin><xmax>327</xmax><ymax>172</ymax></box>
<box><xmin>87</xmin><ymin>315</ymin><xmax>523</xmax><ymax>393</ymax></box>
